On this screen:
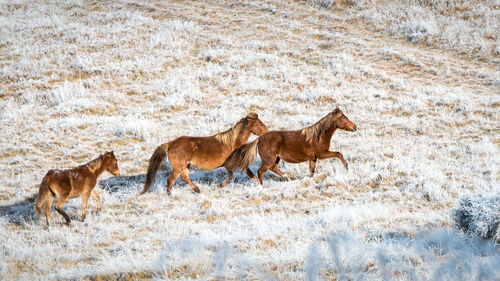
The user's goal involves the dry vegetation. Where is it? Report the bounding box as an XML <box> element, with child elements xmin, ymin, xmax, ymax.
<box><xmin>0</xmin><ymin>0</ymin><xmax>498</xmax><ymax>280</ymax></box>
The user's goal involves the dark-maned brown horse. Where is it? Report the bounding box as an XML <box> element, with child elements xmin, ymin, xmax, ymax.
<box><xmin>140</xmin><ymin>112</ymin><xmax>268</xmax><ymax>195</ymax></box>
<box><xmin>34</xmin><ymin>151</ymin><xmax>120</xmax><ymax>226</ymax></box>
<box><xmin>220</xmin><ymin>108</ymin><xmax>356</xmax><ymax>186</ymax></box>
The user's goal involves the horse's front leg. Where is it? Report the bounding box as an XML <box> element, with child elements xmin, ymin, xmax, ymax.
<box><xmin>181</xmin><ymin>168</ymin><xmax>200</xmax><ymax>193</ymax></box>
<box><xmin>80</xmin><ymin>193</ymin><xmax>90</xmax><ymax>221</ymax></box>
<box><xmin>91</xmin><ymin>190</ymin><xmax>102</xmax><ymax>211</ymax></box>
<box><xmin>317</xmin><ymin>151</ymin><xmax>348</xmax><ymax>171</ymax></box>
<box><xmin>245</xmin><ymin>168</ymin><xmax>260</xmax><ymax>184</ymax></box>
<box><xmin>309</xmin><ymin>159</ymin><xmax>317</xmax><ymax>177</ymax></box>
<box><xmin>269</xmin><ymin>157</ymin><xmax>290</xmax><ymax>180</ymax></box>
<box><xmin>54</xmin><ymin>194</ymin><xmax>71</xmax><ymax>225</ymax></box>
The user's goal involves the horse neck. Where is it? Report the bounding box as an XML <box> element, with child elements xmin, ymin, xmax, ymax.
<box><xmin>87</xmin><ymin>158</ymin><xmax>106</xmax><ymax>178</ymax></box>
<box><xmin>320</xmin><ymin>124</ymin><xmax>337</xmax><ymax>145</ymax></box>
<box><xmin>231</xmin><ymin>126</ymin><xmax>252</xmax><ymax>149</ymax></box>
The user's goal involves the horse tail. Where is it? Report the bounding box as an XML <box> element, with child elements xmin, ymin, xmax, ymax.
<box><xmin>34</xmin><ymin>176</ymin><xmax>51</xmax><ymax>215</ymax></box>
<box><xmin>141</xmin><ymin>143</ymin><xmax>169</xmax><ymax>195</ymax></box>
<box><xmin>224</xmin><ymin>138</ymin><xmax>260</xmax><ymax>172</ymax></box>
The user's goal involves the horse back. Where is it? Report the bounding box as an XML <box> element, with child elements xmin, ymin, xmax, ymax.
<box><xmin>260</xmin><ymin>130</ymin><xmax>305</xmax><ymax>147</ymax></box>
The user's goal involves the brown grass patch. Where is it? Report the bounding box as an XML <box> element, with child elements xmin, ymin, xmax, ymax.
<box><xmin>89</xmin><ymin>271</ymin><xmax>154</xmax><ymax>281</ymax></box>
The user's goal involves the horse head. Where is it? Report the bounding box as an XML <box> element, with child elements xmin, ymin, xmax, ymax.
<box><xmin>246</xmin><ymin>112</ymin><xmax>268</xmax><ymax>136</ymax></box>
<box><xmin>104</xmin><ymin>151</ymin><xmax>120</xmax><ymax>176</ymax></box>
<box><xmin>332</xmin><ymin>107</ymin><xmax>357</xmax><ymax>132</ymax></box>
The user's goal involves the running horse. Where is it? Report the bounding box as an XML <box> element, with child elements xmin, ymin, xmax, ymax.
<box><xmin>140</xmin><ymin>112</ymin><xmax>268</xmax><ymax>195</ymax></box>
<box><xmin>220</xmin><ymin>108</ymin><xmax>356</xmax><ymax>186</ymax></box>
<box><xmin>34</xmin><ymin>151</ymin><xmax>120</xmax><ymax>226</ymax></box>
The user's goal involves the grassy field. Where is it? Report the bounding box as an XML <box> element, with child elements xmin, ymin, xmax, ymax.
<box><xmin>0</xmin><ymin>0</ymin><xmax>498</xmax><ymax>280</ymax></box>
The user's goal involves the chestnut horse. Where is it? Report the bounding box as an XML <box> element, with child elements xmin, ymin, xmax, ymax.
<box><xmin>220</xmin><ymin>108</ymin><xmax>356</xmax><ymax>186</ymax></box>
<box><xmin>34</xmin><ymin>151</ymin><xmax>120</xmax><ymax>226</ymax></box>
<box><xmin>140</xmin><ymin>112</ymin><xmax>268</xmax><ymax>195</ymax></box>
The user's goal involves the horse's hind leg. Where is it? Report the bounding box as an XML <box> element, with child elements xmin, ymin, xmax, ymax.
<box><xmin>166</xmin><ymin>169</ymin><xmax>182</xmax><ymax>196</ymax></box>
<box><xmin>45</xmin><ymin>193</ymin><xmax>55</xmax><ymax>227</ymax></box>
<box><xmin>269</xmin><ymin>157</ymin><xmax>287</xmax><ymax>178</ymax></box>
<box><xmin>181</xmin><ymin>169</ymin><xmax>200</xmax><ymax>193</ymax></box>
<box><xmin>219</xmin><ymin>169</ymin><xmax>233</xmax><ymax>188</ymax></box>
<box><xmin>54</xmin><ymin>194</ymin><xmax>71</xmax><ymax>225</ymax></box>
<box><xmin>257</xmin><ymin>153</ymin><xmax>277</xmax><ymax>185</ymax></box>
<box><xmin>245</xmin><ymin>168</ymin><xmax>259</xmax><ymax>184</ymax></box>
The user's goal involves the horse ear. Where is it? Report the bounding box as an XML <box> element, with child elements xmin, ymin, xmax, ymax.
<box><xmin>246</xmin><ymin>112</ymin><xmax>258</xmax><ymax>120</ymax></box>
<box><xmin>111</xmin><ymin>151</ymin><xmax>115</xmax><ymax>157</ymax></box>
<box><xmin>331</xmin><ymin>107</ymin><xmax>342</xmax><ymax>119</ymax></box>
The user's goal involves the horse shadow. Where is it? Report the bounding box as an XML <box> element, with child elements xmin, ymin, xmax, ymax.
<box><xmin>99</xmin><ymin>173</ymin><xmax>146</xmax><ymax>193</ymax></box>
<box><xmin>0</xmin><ymin>161</ymin><xmax>292</xmax><ymax>225</ymax></box>
<box><xmin>0</xmin><ymin>175</ymin><xmax>146</xmax><ymax>226</ymax></box>
<box><xmin>167</xmin><ymin>161</ymin><xmax>290</xmax><ymax>188</ymax></box>
<box><xmin>0</xmin><ymin>193</ymin><xmax>102</xmax><ymax>226</ymax></box>
<box><xmin>98</xmin><ymin>161</ymin><xmax>283</xmax><ymax>194</ymax></box>
<box><xmin>0</xmin><ymin>193</ymin><xmax>38</xmax><ymax>225</ymax></box>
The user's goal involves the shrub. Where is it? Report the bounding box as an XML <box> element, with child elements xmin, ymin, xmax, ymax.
<box><xmin>451</xmin><ymin>193</ymin><xmax>500</xmax><ymax>241</ymax></box>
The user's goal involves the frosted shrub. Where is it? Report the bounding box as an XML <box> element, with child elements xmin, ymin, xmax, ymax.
<box><xmin>305</xmin><ymin>230</ymin><xmax>499</xmax><ymax>280</ymax></box>
<box><xmin>452</xmin><ymin>193</ymin><xmax>500</xmax><ymax>241</ymax></box>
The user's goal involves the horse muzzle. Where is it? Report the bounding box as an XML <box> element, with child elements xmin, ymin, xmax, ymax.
<box><xmin>350</xmin><ymin>126</ymin><xmax>357</xmax><ymax>132</ymax></box>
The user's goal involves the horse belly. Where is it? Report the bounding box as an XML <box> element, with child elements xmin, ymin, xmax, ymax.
<box><xmin>189</xmin><ymin>142</ymin><xmax>229</xmax><ymax>170</ymax></box>
<box><xmin>279</xmin><ymin>152</ymin><xmax>312</xmax><ymax>163</ymax></box>
<box><xmin>278</xmin><ymin>138</ymin><xmax>315</xmax><ymax>163</ymax></box>
<box><xmin>68</xmin><ymin>184</ymin><xmax>85</xmax><ymax>198</ymax></box>
<box><xmin>190</xmin><ymin>157</ymin><xmax>225</xmax><ymax>170</ymax></box>
<box><xmin>69</xmin><ymin>176</ymin><xmax>94</xmax><ymax>198</ymax></box>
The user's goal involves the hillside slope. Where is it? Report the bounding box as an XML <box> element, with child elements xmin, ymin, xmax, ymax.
<box><xmin>0</xmin><ymin>0</ymin><xmax>498</xmax><ymax>279</ymax></box>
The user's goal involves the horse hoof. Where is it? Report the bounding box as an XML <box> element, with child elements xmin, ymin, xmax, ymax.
<box><xmin>283</xmin><ymin>174</ymin><xmax>291</xmax><ymax>181</ymax></box>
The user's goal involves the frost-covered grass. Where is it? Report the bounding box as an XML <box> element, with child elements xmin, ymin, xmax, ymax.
<box><xmin>311</xmin><ymin>0</ymin><xmax>500</xmax><ymax>60</ymax></box>
<box><xmin>0</xmin><ymin>0</ymin><xmax>499</xmax><ymax>280</ymax></box>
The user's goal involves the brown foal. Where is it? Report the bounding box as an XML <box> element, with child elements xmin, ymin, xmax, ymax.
<box><xmin>221</xmin><ymin>108</ymin><xmax>356</xmax><ymax>186</ymax></box>
<box><xmin>34</xmin><ymin>151</ymin><xmax>120</xmax><ymax>226</ymax></box>
<box><xmin>140</xmin><ymin>113</ymin><xmax>268</xmax><ymax>195</ymax></box>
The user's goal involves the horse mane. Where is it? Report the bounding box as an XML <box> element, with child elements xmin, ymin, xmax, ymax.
<box><xmin>215</xmin><ymin>118</ymin><xmax>247</xmax><ymax>149</ymax></box>
<box><xmin>86</xmin><ymin>154</ymin><xmax>103</xmax><ymax>173</ymax></box>
<box><xmin>301</xmin><ymin>109</ymin><xmax>342</xmax><ymax>143</ymax></box>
